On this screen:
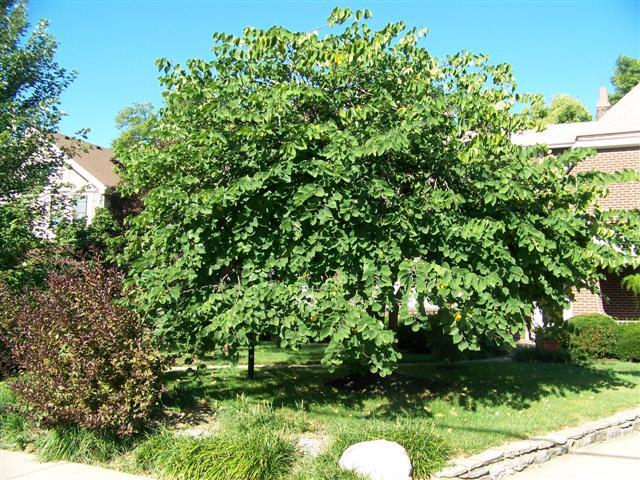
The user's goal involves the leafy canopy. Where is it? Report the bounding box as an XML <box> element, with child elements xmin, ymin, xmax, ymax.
<box><xmin>0</xmin><ymin>0</ymin><xmax>73</xmax><ymax>282</ymax></box>
<box><xmin>531</xmin><ymin>94</ymin><xmax>592</xmax><ymax>125</ymax></box>
<box><xmin>116</xmin><ymin>7</ymin><xmax>639</xmax><ymax>375</ymax></box>
<box><xmin>610</xmin><ymin>55</ymin><xmax>640</xmax><ymax>104</ymax></box>
<box><xmin>112</xmin><ymin>101</ymin><xmax>158</xmax><ymax>152</ymax></box>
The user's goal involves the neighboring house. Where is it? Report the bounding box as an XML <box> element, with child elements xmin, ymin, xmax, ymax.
<box><xmin>513</xmin><ymin>84</ymin><xmax>640</xmax><ymax>320</ymax></box>
<box><xmin>53</xmin><ymin>134</ymin><xmax>121</xmax><ymax>225</ymax></box>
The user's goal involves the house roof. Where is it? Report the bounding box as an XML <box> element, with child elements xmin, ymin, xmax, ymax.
<box><xmin>54</xmin><ymin>134</ymin><xmax>121</xmax><ymax>187</ymax></box>
<box><xmin>512</xmin><ymin>84</ymin><xmax>640</xmax><ymax>149</ymax></box>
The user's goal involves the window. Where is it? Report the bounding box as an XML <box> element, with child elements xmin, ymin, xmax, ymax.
<box><xmin>74</xmin><ymin>195</ymin><xmax>88</xmax><ymax>220</ymax></box>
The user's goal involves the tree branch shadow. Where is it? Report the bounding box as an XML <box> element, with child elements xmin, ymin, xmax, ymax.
<box><xmin>161</xmin><ymin>361</ymin><xmax>636</xmax><ymax>427</ymax></box>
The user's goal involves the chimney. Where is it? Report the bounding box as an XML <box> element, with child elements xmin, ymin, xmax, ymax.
<box><xmin>596</xmin><ymin>86</ymin><xmax>611</xmax><ymax>120</ymax></box>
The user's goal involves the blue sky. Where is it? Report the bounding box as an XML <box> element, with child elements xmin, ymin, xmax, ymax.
<box><xmin>30</xmin><ymin>0</ymin><xmax>639</xmax><ymax>147</ymax></box>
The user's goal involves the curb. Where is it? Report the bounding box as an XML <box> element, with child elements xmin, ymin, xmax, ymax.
<box><xmin>431</xmin><ymin>407</ymin><xmax>640</xmax><ymax>480</ymax></box>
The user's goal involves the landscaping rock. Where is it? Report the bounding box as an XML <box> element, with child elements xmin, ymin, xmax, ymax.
<box><xmin>338</xmin><ymin>439</ymin><xmax>412</xmax><ymax>480</ymax></box>
<box><xmin>297</xmin><ymin>434</ymin><xmax>327</xmax><ymax>457</ymax></box>
<box><xmin>464</xmin><ymin>449</ymin><xmax>503</xmax><ymax>468</ymax></box>
<box><xmin>436</xmin><ymin>464</ymin><xmax>470</xmax><ymax>478</ymax></box>
<box><xmin>501</xmin><ymin>440</ymin><xmax>541</xmax><ymax>458</ymax></box>
<box><xmin>176</xmin><ymin>427</ymin><xmax>214</xmax><ymax>438</ymax></box>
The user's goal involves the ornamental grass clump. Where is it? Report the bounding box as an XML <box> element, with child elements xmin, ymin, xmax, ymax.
<box><xmin>134</xmin><ymin>430</ymin><xmax>296</xmax><ymax>480</ymax></box>
<box><xmin>0</xmin><ymin>382</ymin><xmax>31</xmax><ymax>449</ymax></box>
<box><xmin>218</xmin><ymin>396</ymin><xmax>310</xmax><ymax>434</ymax></box>
<box><xmin>35</xmin><ymin>426</ymin><xmax>132</xmax><ymax>463</ymax></box>
<box><xmin>8</xmin><ymin>259</ymin><xmax>171</xmax><ymax>436</ymax></box>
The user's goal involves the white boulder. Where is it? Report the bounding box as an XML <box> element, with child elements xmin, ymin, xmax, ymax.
<box><xmin>338</xmin><ymin>439</ymin><xmax>412</xmax><ymax>480</ymax></box>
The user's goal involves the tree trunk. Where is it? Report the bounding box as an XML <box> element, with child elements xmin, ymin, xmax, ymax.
<box><xmin>247</xmin><ymin>333</ymin><xmax>256</xmax><ymax>380</ymax></box>
<box><xmin>388</xmin><ymin>302</ymin><xmax>399</xmax><ymax>332</ymax></box>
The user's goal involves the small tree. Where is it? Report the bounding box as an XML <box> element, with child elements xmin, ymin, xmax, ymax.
<box><xmin>116</xmin><ymin>8</ymin><xmax>639</xmax><ymax>376</ymax></box>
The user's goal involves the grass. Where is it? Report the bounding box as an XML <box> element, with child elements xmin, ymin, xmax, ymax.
<box><xmin>217</xmin><ymin>396</ymin><xmax>311</xmax><ymax>434</ymax></box>
<box><xmin>130</xmin><ymin>390</ymin><xmax>311</xmax><ymax>479</ymax></box>
<box><xmin>35</xmin><ymin>427</ymin><xmax>133</xmax><ymax>463</ymax></box>
<box><xmin>0</xmin><ymin>381</ymin><xmax>32</xmax><ymax>449</ymax></box>
<box><xmin>133</xmin><ymin>428</ymin><xmax>296</xmax><ymax>480</ymax></box>
<box><xmin>163</xmin><ymin>360</ymin><xmax>640</xmax><ymax>457</ymax></box>
<box><xmin>3</xmin><ymin>359</ymin><xmax>640</xmax><ymax>480</ymax></box>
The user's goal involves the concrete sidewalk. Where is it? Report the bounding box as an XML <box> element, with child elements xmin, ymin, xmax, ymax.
<box><xmin>510</xmin><ymin>430</ymin><xmax>640</xmax><ymax>479</ymax></box>
<box><xmin>0</xmin><ymin>450</ymin><xmax>155</xmax><ymax>480</ymax></box>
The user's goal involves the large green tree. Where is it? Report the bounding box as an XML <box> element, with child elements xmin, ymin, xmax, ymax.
<box><xmin>0</xmin><ymin>0</ymin><xmax>73</xmax><ymax>283</ymax></box>
<box><xmin>116</xmin><ymin>8</ymin><xmax>639</xmax><ymax>376</ymax></box>
<box><xmin>610</xmin><ymin>55</ymin><xmax>640</xmax><ymax>104</ymax></box>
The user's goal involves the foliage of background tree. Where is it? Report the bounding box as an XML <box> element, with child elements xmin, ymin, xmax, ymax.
<box><xmin>0</xmin><ymin>0</ymin><xmax>73</xmax><ymax>284</ymax></box>
<box><xmin>112</xmin><ymin>101</ymin><xmax>158</xmax><ymax>152</ymax></box>
<box><xmin>116</xmin><ymin>8</ymin><xmax>639</xmax><ymax>376</ymax></box>
<box><xmin>531</xmin><ymin>94</ymin><xmax>592</xmax><ymax>125</ymax></box>
<box><xmin>610</xmin><ymin>55</ymin><xmax>640</xmax><ymax>104</ymax></box>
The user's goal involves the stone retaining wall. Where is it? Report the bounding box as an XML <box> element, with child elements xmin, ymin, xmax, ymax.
<box><xmin>432</xmin><ymin>407</ymin><xmax>640</xmax><ymax>480</ymax></box>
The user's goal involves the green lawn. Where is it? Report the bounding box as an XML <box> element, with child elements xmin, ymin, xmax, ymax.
<box><xmin>164</xmin><ymin>360</ymin><xmax>640</xmax><ymax>456</ymax></box>
<box><xmin>4</xmin><ymin>359</ymin><xmax>640</xmax><ymax>480</ymax></box>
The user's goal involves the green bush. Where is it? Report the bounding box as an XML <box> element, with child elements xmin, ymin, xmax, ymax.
<box><xmin>615</xmin><ymin>323</ymin><xmax>640</xmax><ymax>362</ymax></box>
<box><xmin>134</xmin><ymin>430</ymin><xmax>296</xmax><ymax>480</ymax></box>
<box><xmin>568</xmin><ymin>314</ymin><xmax>618</xmax><ymax>358</ymax></box>
<box><xmin>54</xmin><ymin>208</ymin><xmax>125</xmax><ymax>261</ymax></box>
<box><xmin>512</xmin><ymin>346</ymin><xmax>573</xmax><ymax>364</ymax></box>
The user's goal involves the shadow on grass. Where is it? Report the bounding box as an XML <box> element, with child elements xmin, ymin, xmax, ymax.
<box><xmin>161</xmin><ymin>361</ymin><xmax>635</xmax><ymax>422</ymax></box>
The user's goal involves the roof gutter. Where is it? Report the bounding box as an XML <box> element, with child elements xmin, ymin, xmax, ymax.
<box><xmin>573</xmin><ymin>130</ymin><xmax>640</xmax><ymax>150</ymax></box>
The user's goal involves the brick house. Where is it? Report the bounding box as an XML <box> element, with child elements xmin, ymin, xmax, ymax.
<box><xmin>514</xmin><ymin>84</ymin><xmax>640</xmax><ymax>320</ymax></box>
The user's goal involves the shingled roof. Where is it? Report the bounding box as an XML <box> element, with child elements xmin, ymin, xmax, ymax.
<box><xmin>54</xmin><ymin>134</ymin><xmax>121</xmax><ymax>187</ymax></box>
